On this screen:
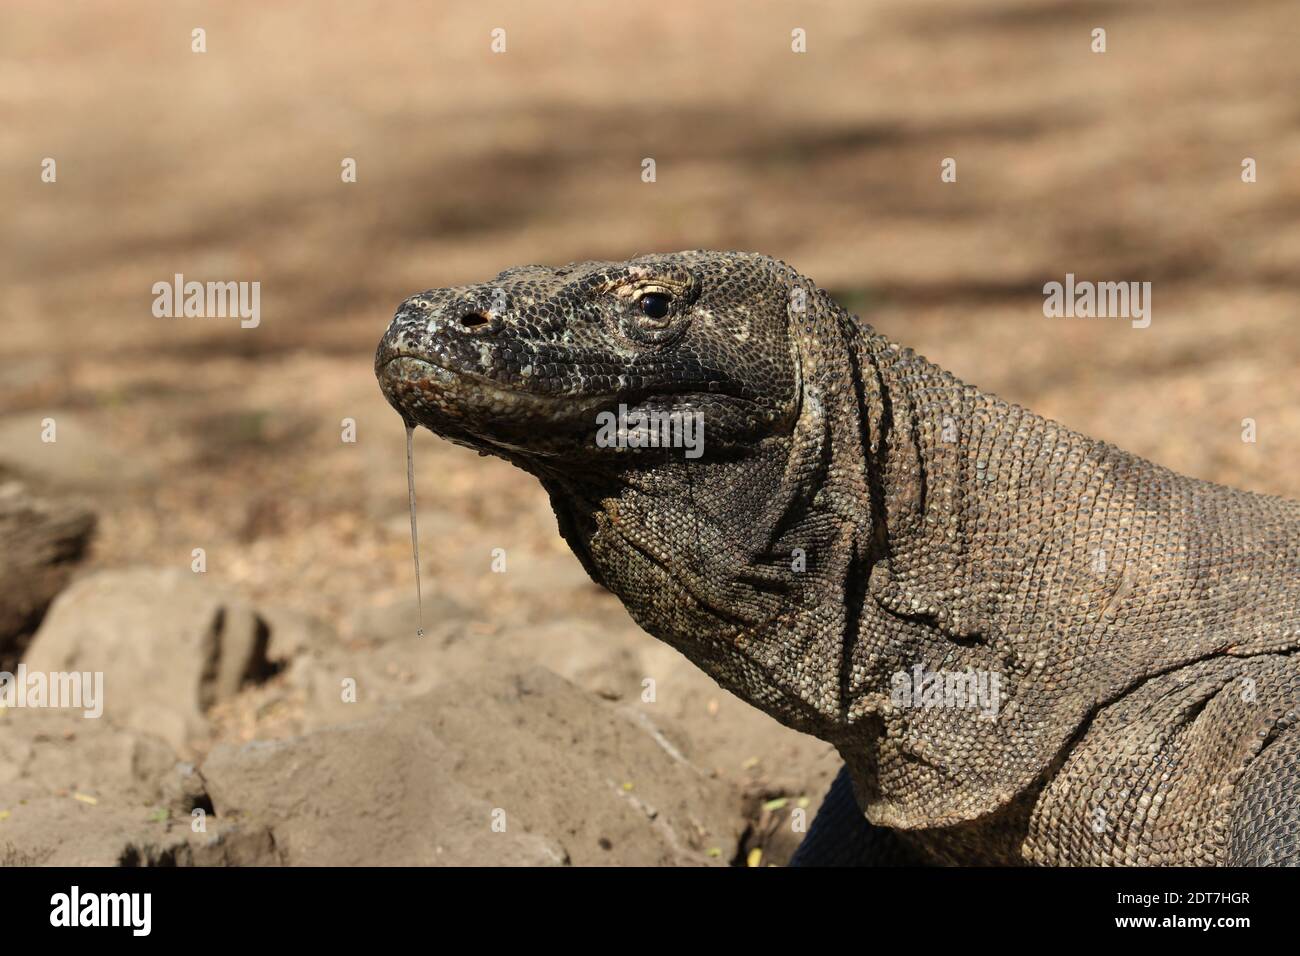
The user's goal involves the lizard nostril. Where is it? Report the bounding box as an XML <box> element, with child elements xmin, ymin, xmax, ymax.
<box><xmin>459</xmin><ymin>311</ymin><xmax>490</xmax><ymax>329</ymax></box>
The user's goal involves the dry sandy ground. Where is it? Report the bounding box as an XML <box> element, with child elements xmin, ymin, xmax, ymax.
<box><xmin>0</xmin><ymin>0</ymin><xmax>1297</xmax><ymax>865</ymax></box>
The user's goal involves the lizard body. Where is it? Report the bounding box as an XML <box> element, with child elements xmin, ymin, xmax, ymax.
<box><xmin>376</xmin><ymin>251</ymin><xmax>1300</xmax><ymax>865</ymax></box>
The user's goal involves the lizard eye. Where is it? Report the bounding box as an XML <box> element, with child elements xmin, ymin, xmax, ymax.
<box><xmin>638</xmin><ymin>292</ymin><xmax>673</xmax><ymax>320</ymax></box>
<box><xmin>616</xmin><ymin>281</ymin><xmax>692</xmax><ymax>346</ymax></box>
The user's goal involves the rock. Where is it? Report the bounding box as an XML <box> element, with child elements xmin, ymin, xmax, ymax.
<box><xmin>0</xmin><ymin>707</ymin><xmax>276</xmax><ymax>866</ymax></box>
<box><xmin>130</xmin><ymin>825</ymin><xmax>281</xmax><ymax>866</ymax></box>
<box><xmin>260</xmin><ymin>605</ymin><xmax>336</xmax><ymax>661</ymax></box>
<box><xmin>0</xmin><ymin>481</ymin><xmax>95</xmax><ymax>668</ymax></box>
<box><xmin>0</xmin><ymin>412</ymin><xmax>152</xmax><ymax>490</ymax></box>
<box><xmin>0</xmin><ymin>708</ymin><xmax>175</xmax><ymax>800</ymax></box>
<box><xmin>201</xmin><ymin>714</ymin><xmax>570</xmax><ymax>867</ymax></box>
<box><xmin>156</xmin><ymin>761</ymin><xmax>211</xmax><ymax>818</ymax></box>
<box><xmin>0</xmin><ymin>795</ymin><xmax>278</xmax><ymax>866</ymax></box>
<box><xmin>345</xmin><ymin>594</ymin><xmax>468</xmax><ymax>645</ymax></box>
<box><xmin>22</xmin><ymin>569</ymin><xmax>276</xmax><ymax>752</ymax></box>
<box><xmin>201</xmin><ymin>665</ymin><xmax>744</xmax><ymax>865</ymax></box>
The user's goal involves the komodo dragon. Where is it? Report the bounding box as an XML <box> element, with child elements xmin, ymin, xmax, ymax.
<box><xmin>375</xmin><ymin>251</ymin><xmax>1300</xmax><ymax>866</ymax></box>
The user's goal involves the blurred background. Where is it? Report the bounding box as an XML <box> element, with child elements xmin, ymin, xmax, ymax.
<box><xmin>1</xmin><ymin>0</ymin><xmax>1297</xmax><ymax>866</ymax></box>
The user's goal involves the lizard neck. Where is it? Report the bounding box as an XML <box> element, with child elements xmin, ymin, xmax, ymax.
<box><xmin>852</xmin><ymin>330</ymin><xmax>1036</xmax><ymax>643</ymax></box>
<box><xmin>539</xmin><ymin>432</ymin><xmax>869</xmax><ymax>738</ymax></box>
<box><xmin>836</xmin><ymin>322</ymin><xmax>1300</xmax><ymax>827</ymax></box>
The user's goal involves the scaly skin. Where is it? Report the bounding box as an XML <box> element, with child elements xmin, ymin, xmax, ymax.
<box><xmin>376</xmin><ymin>251</ymin><xmax>1300</xmax><ymax>865</ymax></box>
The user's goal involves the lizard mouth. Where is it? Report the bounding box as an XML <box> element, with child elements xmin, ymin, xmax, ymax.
<box><xmin>379</xmin><ymin>354</ymin><xmax>587</xmax><ymax>409</ymax></box>
<box><xmin>377</xmin><ymin>355</ymin><xmax>605</xmax><ymax>453</ymax></box>
<box><xmin>379</xmin><ymin>354</ymin><xmax>652</xmax><ymax>421</ymax></box>
<box><xmin>377</xmin><ymin>354</ymin><xmax>768</xmax><ymax>458</ymax></box>
<box><xmin>378</xmin><ymin>352</ymin><xmax>765</xmax><ymax>412</ymax></box>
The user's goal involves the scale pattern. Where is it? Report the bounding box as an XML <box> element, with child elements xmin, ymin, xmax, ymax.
<box><xmin>376</xmin><ymin>250</ymin><xmax>1300</xmax><ymax>865</ymax></box>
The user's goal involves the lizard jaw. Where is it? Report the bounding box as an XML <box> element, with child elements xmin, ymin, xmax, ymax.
<box><xmin>378</xmin><ymin>353</ymin><xmax>775</xmax><ymax>461</ymax></box>
<box><xmin>376</xmin><ymin>354</ymin><xmax>610</xmax><ymax>442</ymax></box>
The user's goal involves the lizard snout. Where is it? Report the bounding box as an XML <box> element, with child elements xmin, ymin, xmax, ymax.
<box><xmin>376</xmin><ymin>294</ymin><xmax>505</xmax><ymax>368</ymax></box>
<box><xmin>401</xmin><ymin>294</ymin><xmax>504</xmax><ymax>336</ymax></box>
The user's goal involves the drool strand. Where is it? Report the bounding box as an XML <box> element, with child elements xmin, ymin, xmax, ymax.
<box><xmin>405</xmin><ymin>422</ymin><xmax>424</xmax><ymax>637</ymax></box>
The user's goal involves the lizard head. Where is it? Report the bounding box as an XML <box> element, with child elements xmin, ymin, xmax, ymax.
<box><xmin>377</xmin><ymin>251</ymin><xmax>874</xmax><ymax>736</ymax></box>
<box><xmin>375</xmin><ymin>250</ymin><xmax>800</xmax><ymax>460</ymax></box>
